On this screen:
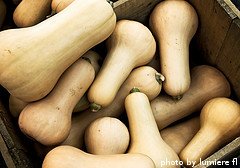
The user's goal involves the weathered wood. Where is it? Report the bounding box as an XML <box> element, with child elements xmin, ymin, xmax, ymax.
<box><xmin>0</xmin><ymin>134</ymin><xmax>15</xmax><ymax>168</ymax></box>
<box><xmin>194</xmin><ymin>137</ymin><xmax>240</xmax><ymax>168</ymax></box>
<box><xmin>188</xmin><ymin>0</ymin><xmax>237</xmax><ymax>65</ymax></box>
<box><xmin>224</xmin><ymin>0</ymin><xmax>240</xmax><ymax>18</ymax></box>
<box><xmin>0</xmin><ymin>0</ymin><xmax>239</xmax><ymax>167</ymax></box>
<box><xmin>113</xmin><ymin>0</ymin><xmax>162</xmax><ymax>24</ymax></box>
<box><xmin>0</xmin><ymin>99</ymin><xmax>35</xmax><ymax>168</ymax></box>
<box><xmin>216</xmin><ymin>19</ymin><xmax>240</xmax><ymax>100</ymax></box>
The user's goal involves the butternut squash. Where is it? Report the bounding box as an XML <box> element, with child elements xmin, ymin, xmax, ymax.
<box><xmin>42</xmin><ymin>145</ymin><xmax>155</xmax><ymax>168</ymax></box>
<box><xmin>84</xmin><ymin>117</ymin><xmax>130</xmax><ymax>154</ymax></box>
<box><xmin>13</xmin><ymin>0</ymin><xmax>52</xmax><ymax>27</ymax></box>
<box><xmin>0</xmin><ymin>0</ymin><xmax>6</xmax><ymax>28</ymax></box>
<box><xmin>151</xmin><ymin>65</ymin><xmax>231</xmax><ymax>129</ymax></box>
<box><xmin>51</xmin><ymin>0</ymin><xmax>74</xmax><ymax>13</ymax></box>
<box><xmin>9</xmin><ymin>90</ymin><xmax>90</xmax><ymax>117</ymax></box>
<box><xmin>125</xmin><ymin>90</ymin><xmax>180</xmax><ymax>168</ymax></box>
<box><xmin>82</xmin><ymin>50</ymin><xmax>101</xmax><ymax>75</ymax></box>
<box><xmin>88</xmin><ymin>19</ymin><xmax>156</xmax><ymax>110</ymax></box>
<box><xmin>161</xmin><ymin>116</ymin><xmax>200</xmax><ymax>154</ymax></box>
<box><xmin>62</xmin><ymin>66</ymin><xmax>163</xmax><ymax>148</ymax></box>
<box><xmin>0</xmin><ymin>0</ymin><xmax>116</xmax><ymax>102</ymax></box>
<box><xmin>8</xmin><ymin>51</ymin><xmax>101</xmax><ymax>116</ymax></box>
<box><xmin>72</xmin><ymin>93</ymin><xmax>90</xmax><ymax>113</ymax></box>
<box><xmin>149</xmin><ymin>0</ymin><xmax>198</xmax><ymax>98</ymax></box>
<box><xmin>73</xmin><ymin>51</ymin><xmax>101</xmax><ymax>113</ymax></box>
<box><xmin>18</xmin><ymin>58</ymin><xmax>95</xmax><ymax>146</ymax></box>
<box><xmin>179</xmin><ymin>97</ymin><xmax>240</xmax><ymax>167</ymax></box>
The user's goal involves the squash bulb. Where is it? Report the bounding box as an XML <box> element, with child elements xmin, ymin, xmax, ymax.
<box><xmin>149</xmin><ymin>0</ymin><xmax>198</xmax><ymax>98</ymax></box>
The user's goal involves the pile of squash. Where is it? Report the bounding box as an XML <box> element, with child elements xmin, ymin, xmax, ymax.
<box><xmin>1</xmin><ymin>0</ymin><xmax>240</xmax><ymax>167</ymax></box>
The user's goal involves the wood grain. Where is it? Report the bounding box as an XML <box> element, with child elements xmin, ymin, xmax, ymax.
<box><xmin>0</xmin><ymin>99</ymin><xmax>35</xmax><ymax>168</ymax></box>
<box><xmin>224</xmin><ymin>0</ymin><xmax>240</xmax><ymax>18</ymax></box>
<box><xmin>0</xmin><ymin>0</ymin><xmax>239</xmax><ymax>167</ymax></box>
<box><xmin>194</xmin><ymin>137</ymin><xmax>240</xmax><ymax>168</ymax></box>
<box><xmin>188</xmin><ymin>0</ymin><xmax>236</xmax><ymax>64</ymax></box>
<box><xmin>216</xmin><ymin>19</ymin><xmax>240</xmax><ymax>100</ymax></box>
<box><xmin>113</xmin><ymin>0</ymin><xmax>162</xmax><ymax>24</ymax></box>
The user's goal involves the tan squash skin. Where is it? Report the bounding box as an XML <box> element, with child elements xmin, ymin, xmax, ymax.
<box><xmin>82</xmin><ymin>50</ymin><xmax>101</xmax><ymax>75</ymax></box>
<box><xmin>0</xmin><ymin>0</ymin><xmax>116</xmax><ymax>102</ymax></box>
<box><xmin>161</xmin><ymin>116</ymin><xmax>200</xmax><ymax>154</ymax></box>
<box><xmin>51</xmin><ymin>0</ymin><xmax>75</xmax><ymax>13</ymax></box>
<box><xmin>9</xmin><ymin>84</ymin><xmax>91</xmax><ymax>117</ymax></box>
<box><xmin>8</xmin><ymin>51</ymin><xmax>101</xmax><ymax>116</ymax></box>
<box><xmin>62</xmin><ymin>66</ymin><xmax>163</xmax><ymax>148</ymax></box>
<box><xmin>0</xmin><ymin>0</ymin><xmax>6</xmax><ymax>28</ymax></box>
<box><xmin>84</xmin><ymin>117</ymin><xmax>130</xmax><ymax>154</ymax></box>
<box><xmin>9</xmin><ymin>88</ymin><xmax>90</xmax><ymax>117</ymax></box>
<box><xmin>72</xmin><ymin>93</ymin><xmax>90</xmax><ymax>113</ymax></box>
<box><xmin>126</xmin><ymin>91</ymin><xmax>180</xmax><ymax>168</ymax></box>
<box><xmin>13</xmin><ymin>0</ymin><xmax>52</xmax><ymax>27</ymax></box>
<box><xmin>10</xmin><ymin>91</ymin><xmax>90</xmax><ymax>117</ymax></box>
<box><xmin>73</xmin><ymin>51</ymin><xmax>101</xmax><ymax>113</ymax></box>
<box><xmin>151</xmin><ymin>65</ymin><xmax>231</xmax><ymax>130</ymax></box>
<box><xmin>9</xmin><ymin>95</ymin><xmax>27</xmax><ymax>118</ymax></box>
<box><xmin>18</xmin><ymin>58</ymin><xmax>95</xmax><ymax>146</ymax></box>
<box><xmin>179</xmin><ymin>98</ymin><xmax>240</xmax><ymax>167</ymax></box>
<box><xmin>88</xmin><ymin>19</ymin><xmax>156</xmax><ymax>110</ymax></box>
<box><xmin>149</xmin><ymin>0</ymin><xmax>198</xmax><ymax>98</ymax></box>
<box><xmin>42</xmin><ymin>145</ymin><xmax>155</xmax><ymax>168</ymax></box>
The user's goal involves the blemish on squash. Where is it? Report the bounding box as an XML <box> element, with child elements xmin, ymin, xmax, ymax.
<box><xmin>56</xmin><ymin>106</ymin><xmax>60</xmax><ymax>110</ymax></box>
<box><xmin>69</xmin><ymin>88</ymin><xmax>76</xmax><ymax>96</ymax></box>
<box><xmin>77</xmin><ymin>86</ymin><xmax>83</xmax><ymax>91</ymax></box>
<box><xmin>4</xmin><ymin>49</ymin><xmax>11</xmax><ymax>54</ymax></box>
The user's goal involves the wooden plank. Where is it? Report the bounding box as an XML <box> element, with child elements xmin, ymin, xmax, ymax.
<box><xmin>224</xmin><ymin>0</ymin><xmax>240</xmax><ymax>18</ymax></box>
<box><xmin>113</xmin><ymin>0</ymin><xmax>162</xmax><ymax>24</ymax></box>
<box><xmin>216</xmin><ymin>19</ymin><xmax>240</xmax><ymax>101</ymax></box>
<box><xmin>188</xmin><ymin>0</ymin><xmax>237</xmax><ymax>64</ymax></box>
<box><xmin>0</xmin><ymin>99</ymin><xmax>35</xmax><ymax>168</ymax></box>
<box><xmin>113</xmin><ymin>0</ymin><xmax>239</xmax><ymax>66</ymax></box>
<box><xmin>231</xmin><ymin>0</ymin><xmax>240</xmax><ymax>10</ymax></box>
<box><xmin>0</xmin><ymin>1</ymin><xmax>239</xmax><ymax>167</ymax></box>
<box><xmin>194</xmin><ymin>137</ymin><xmax>240</xmax><ymax>168</ymax></box>
<box><xmin>0</xmin><ymin>134</ymin><xmax>15</xmax><ymax>168</ymax></box>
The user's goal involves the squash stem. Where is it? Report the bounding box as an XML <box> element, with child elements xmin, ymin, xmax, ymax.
<box><xmin>130</xmin><ymin>87</ymin><xmax>141</xmax><ymax>94</ymax></box>
<box><xmin>155</xmin><ymin>72</ymin><xmax>165</xmax><ymax>85</ymax></box>
<box><xmin>90</xmin><ymin>103</ymin><xmax>102</xmax><ymax>112</ymax></box>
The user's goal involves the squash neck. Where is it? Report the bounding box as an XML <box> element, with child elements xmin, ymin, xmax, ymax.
<box><xmin>181</xmin><ymin>127</ymin><xmax>221</xmax><ymax>165</ymax></box>
<box><xmin>160</xmin><ymin>40</ymin><xmax>189</xmax><ymax>61</ymax></box>
<box><xmin>127</xmin><ymin>94</ymin><xmax>163</xmax><ymax>147</ymax></box>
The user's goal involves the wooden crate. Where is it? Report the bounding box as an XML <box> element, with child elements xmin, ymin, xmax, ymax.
<box><xmin>114</xmin><ymin>0</ymin><xmax>240</xmax><ymax>100</ymax></box>
<box><xmin>0</xmin><ymin>0</ymin><xmax>239</xmax><ymax>167</ymax></box>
